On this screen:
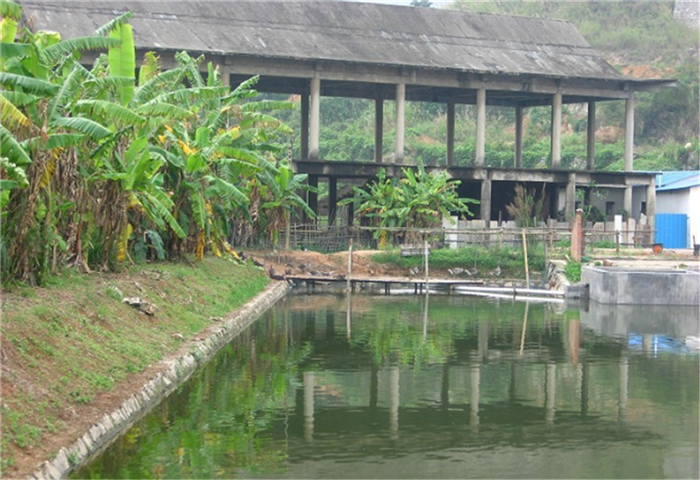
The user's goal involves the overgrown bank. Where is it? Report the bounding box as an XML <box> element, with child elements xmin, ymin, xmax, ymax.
<box><xmin>0</xmin><ymin>258</ymin><xmax>269</xmax><ymax>478</ymax></box>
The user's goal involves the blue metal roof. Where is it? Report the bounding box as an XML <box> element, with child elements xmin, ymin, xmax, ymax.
<box><xmin>656</xmin><ymin>171</ymin><xmax>700</xmax><ymax>192</ymax></box>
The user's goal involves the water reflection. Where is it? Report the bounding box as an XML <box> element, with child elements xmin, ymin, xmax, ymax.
<box><xmin>75</xmin><ymin>293</ymin><xmax>699</xmax><ymax>479</ymax></box>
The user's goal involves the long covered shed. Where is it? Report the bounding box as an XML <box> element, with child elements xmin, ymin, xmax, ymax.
<box><xmin>21</xmin><ymin>0</ymin><xmax>675</xmax><ymax>228</ymax></box>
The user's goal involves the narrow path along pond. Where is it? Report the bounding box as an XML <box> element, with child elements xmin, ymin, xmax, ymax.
<box><xmin>74</xmin><ymin>292</ymin><xmax>700</xmax><ymax>479</ymax></box>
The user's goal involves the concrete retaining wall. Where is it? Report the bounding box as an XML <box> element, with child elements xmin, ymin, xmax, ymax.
<box><xmin>30</xmin><ymin>281</ymin><xmax>291</xmax><ymax>480</ymax></box>
<box><xmin>582</xmin><ymin>266</ymin><xmax>700</xmax><ymax>306</ymax></box>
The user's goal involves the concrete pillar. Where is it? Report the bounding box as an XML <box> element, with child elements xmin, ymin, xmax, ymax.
<box><xmin>478</xmin><ymin>319</ymin><xmax>488</xmax><ymax>358</ymax></box>
<box><xmin>571</xmin><ymin>208</ymin><xmax>584</xmax><ymax>262</ymax></box>
<box><xmin>624</xmin><ymin>95</ymin><xmax>635</xmax><ymax>172</ymax></box>
<box><xmin>345</xmin><ymin>289</ymin><xmax>352</xmax><ymax>340</ymax></box>
<box><xmin>515</xmin><ymin>106</ymin><xmax>524</xmax><ymax>168</ymax></box>
<box><xmin>369</xmin><ymin>364</ymin><xmax>378</xmax><ymax>409</ymax></box>
<box><xmin>470</xmin><ymin>361</ymin><xmax>480</xmax><ymax>428</ymax></box>
<box><xmin>475</xmin><ymin>87</ymin><xmax>486</xmax><ymax>166</ymax></box>
<box><xmin>446</xmin><ymin>102</ymin><xmax>455</xmax><ymax>167</ymax></box>
<box><xmin>647</xmin><ymin>176</ymin><xmax>656</xmax><ymax>243</ymax></box>
<box><xmin>328</xmin><ymin>177</ymin><xmax>337</xmax><ymax>226</ymax></box>
<box><xmin>618</xmin><ymin>355</ymin><xmax>628</xmax><ymax>421</ymax></box>
<box><xmin>390</xmin><ymin>365</ymin><xmax>400</xmax><ymax>439</ymax></box>
<box><xmin>565</xmin><ymin>173</ymin><xmax>576</xmax><ymax>222</ymax></box>
<box><xmin>643</xmin><ymin>334</ymin><xmax>653</xmax><ymax>357</ymax></box>
<box><xmin>580</xmin><ymin>360</ymin><xmax>590</xmax><ymax>417</ymax></box>
<box><xmin>623</xmin><ymin>185</ymin><xmax>632</xmax><ymax>219</ymax></box>
<box><xmin>545</xmin><ymin>362</ymin><xmax>556</xmax><ymax>424</ymax></box>
<box><xmin>303</xmin><ymin>371</ymin><xmax>314</xmax><ymax>441</ymax></box>
<box><xmin>309</xmin><ymin>76</ymin><xmax>321</xmax><ymax>160</ymax></box>
<box><xmin>395</xmin><ymin>83</ymin><xmax>406</xmax><ymax>163</ymax></box>
<box><xmin>422</xmin><ymin>291</ymin><xmax>429</xmax><ymax>341</ymax></box>
<box><xmin>480</xmin><ymin>177</ymin><xmax>492</xmax><ymax>221</ymax></box>
<box><xmin>551</xmin><ymin>93</ymin><xmax>562</xmax><ymax>168</ymax></box>
<box><xmin>301</xmin><ymin>94</ymin><xmax>309</xmax><ymax>160</ymax></box>
<box><xmin>307</xmin><ymin>175</ymin><xmax>318</xmax><ymax>220</ymax></box>
<box><xmin>375</xmin><ymin>98</ymin><xmax>384</xmax><ymax>163</ymax></box>
<box><xmin>587</xmin><ymin>102</ymin><xmax>596</xmax><ymax>170</ymax></box>
<box><xmin>220</xmin><ymin>67</ymin><xmax>230</xmax><ymax>88</ymax></box>
<box><xmin>441</xmin><ymin>362</ymin><xmax>449</xmax><ymax>409</ymax></box>
<box><xmin>347</xmin><ymin>201</ymin><xmax>354</xmax><ymax>227</ymax></box>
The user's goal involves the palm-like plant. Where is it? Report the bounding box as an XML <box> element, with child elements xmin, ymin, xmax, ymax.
<box><xmin>343</xmin><ymin>164</ymin><xmax>477</xmax><ymax>245</ymax></box>
<box><xmin>257</xmin><ymin>160</ymin><xmax>315</xmax><ymax>249</ymax></box>
<box><xmin>1</xmin><ymin>2</ymin><xmax>307</xmax><ymax>283</ymax></box>
<box><xmin>153</xmin><ymin>52</ymin><xmax>295</xmax><ymax>258</ymax></box>
<box><xmin>0</xmin><ymin>1</ymin><xmax>131</xmax><ymax>280</ymax></box>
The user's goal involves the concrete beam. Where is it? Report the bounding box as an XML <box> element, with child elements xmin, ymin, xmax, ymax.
<box><xmin>375</xmin><ymin>98</ymin><xmax>384</xmax><ymax>163</ymax></box>
<box><xmin>395</xmin><ymin>83</ymin><xmax>406</xmax><ymax>163</ymax></box>
<box><xmin>446</xmin><ymin>102</ymin><xmax>455</xmax><ymax>167</ymax></box>
<box><xmin>295</xmin><ymin>161</ymin><xmax>656</xmax><ymax>189</ymax></box>
<box><xmin>115</xmin><ymin>50</ymin><xmax>650</xmax><ymax>103</ymax></box>
<box><xmin>475</xmin><ymin>87</ymin><xmax>486</xmax><ymax>166</ymax></box>
<box><xmin>515</xmin><ymin>106</ymin><xmax>524</xmax><ymax>168</ymax></box>
<box><xmin>587</xmin><ymin>102</ymin><xmax>596</xmax><ymax>170</ymax></box>
<box><xmin>551</xmin><ymin>93</ymin><xmax>562</xmax><ymax>169</ymax></box>
<box><xmin>624</xmin><ymin>96</ymin><xmax>635</xmax><ymax>172</ymax></box>
<box><xmin>309</xmin><ymin>76</ymin><xmax>321</xmax><ymax>160</ymax></box>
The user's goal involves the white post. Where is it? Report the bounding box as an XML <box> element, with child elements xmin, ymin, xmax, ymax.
<box><xmin>551</xmin><ymin>93</ymin><xmax>562</xmax><ymax>168</ymax></box>
<box><xmin>447</xmin><ymin>102</ymin><xmax>455</xmax><ymax>167</ymax></box>
<box><xmin>625</xmin><ymin>95</ymin><xmax>635</xmax><ymax>172</ymax></box>
<box><xmin>619</xmin><ymin>355</ymin><xmax>628</xmax><ymax>421</ymax></box>
<box><xmin>515</xmin><ymin>105</ymin><xmax>524</xmax><ymax>168</ymax></box>
<box><xmin>647</xmin><ymin>176</ymin><xmax>656</xmax><ymax>243</ymax></box>
<box><xmin>470</xmin><ymin>360</ymin><xmax>480</xmax><ymax>428</ymax></box>
<box><xmin>522</xmin><ymin>229</ymin><xmax>530</xmax><ymax>288</ymax></box>
<box><xmin>309</xmin><ymin>76</ymin><xmax>321</xmax><ymax>160</ymax></box>
<box><xmin>476</xmin><ymin>87</ymin><xmax>486</xmax><ymax>166</ymax></box>
<box><xmin>303</xmin><ymin>371</ymin><xmax>315</xmax><ymax>441</ymax></box>
<box><xmin>587</xmin><ymin>102</ymin><xmax>596</xmax><ymax>170</ymax></box>
<box><xmin>375</xmin><ymin>98</ymin><xmax>384</xmax><ymax>163</ymax></box>
<box><xmin>390</xmin><ymin>365</ymin><xmax>400</xmax><ymax>439</ymax></box>
<box><xmin>424</xmin><ymin>238</ymin><xmax>429</xmax><ymax>289</ymax></box>
<box><xmin>395</xmin><ymin>82</ymin><xmax>406</xmax><ymax>163</ymax></box>
<box><xmin>346</xmin><ymin>238</ymin><xmax>353</xmax><ymax>292</ymax></box>
<box><xmin>545</xmin><ymin>362</ymin><xmax>556</xmax><ymax>424</ymax></box>
<box><xmin>623</xmin><ymin>185</ymin><xmax>633</xmax><ymax>221</ymax></box>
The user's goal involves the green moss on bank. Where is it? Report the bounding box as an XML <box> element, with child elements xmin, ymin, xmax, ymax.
<box><xmin>0</xmin><ymin>257</ymin><xmax>269</xmax><ymax>476</ymax></box>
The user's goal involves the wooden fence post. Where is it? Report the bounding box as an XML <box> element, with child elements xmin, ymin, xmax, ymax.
<box><xmin>522</xmin><ymin>228</ymin><xmax>530</xmax><ymax>287</ymax></box>
<box><xmin>346</xmin><ymin>238</ymin><xmax>353</xmax><ymax>292</ymax></box>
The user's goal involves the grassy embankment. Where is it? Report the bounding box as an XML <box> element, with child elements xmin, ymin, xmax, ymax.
<box><xmin>0</xmin><ymin>258</ymin><xmax>269</xmax><ymax>476</ymax></box>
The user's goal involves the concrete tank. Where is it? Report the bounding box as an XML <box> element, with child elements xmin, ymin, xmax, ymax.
<box><xmin>581</xmin><ymin>266</ymin><xmax>700</xmax><ymax>306</ymax></box>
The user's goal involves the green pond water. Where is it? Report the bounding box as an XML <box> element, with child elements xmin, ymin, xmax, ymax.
<box><xmin>74</xmin><ymin>292</ymin><xmax>699</xmax><ymax>479</ymax></box>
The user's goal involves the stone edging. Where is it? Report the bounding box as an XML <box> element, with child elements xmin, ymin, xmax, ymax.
<box><xmin>30</xmin><ymin>281</ymin><xmax>292</xmax><ymax>480</ymax></box>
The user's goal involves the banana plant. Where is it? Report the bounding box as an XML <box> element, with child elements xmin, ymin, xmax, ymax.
<box><xmin>341</xmin><ymin>163</ymin><xmax>477</xmax><ymax>245</ymax></box>
<box><xmin>257</xmin><ymin>159</ymin><xmax>316</xmax><ymax>249</ymax></box>
<box><xmin>153</xmin><ymin>52</ymin><xmax>295</xmax><ymax>258</ymax></box>
<box><xmin>0</xmin><ymin>1</ymin><xmax>132</xmax><ymax>281</ymax></box>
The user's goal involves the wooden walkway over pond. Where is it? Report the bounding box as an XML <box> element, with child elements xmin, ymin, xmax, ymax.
<box><xmin>286</xmin><ymin>274</ymin><xmax>484</xmax><ymax>294</ymax></box>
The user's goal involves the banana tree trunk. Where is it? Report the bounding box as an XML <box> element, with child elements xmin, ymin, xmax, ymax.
<box><xmin>284</xmin><ymin>210</ymin><xmax>291</xmax><ymax>250</ymax></box>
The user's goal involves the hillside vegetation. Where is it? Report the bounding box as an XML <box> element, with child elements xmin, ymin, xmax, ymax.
<box><xmin>277</xmin><ymin>1</ymin><xmax>698</xmax><ymax>171</ymax></box>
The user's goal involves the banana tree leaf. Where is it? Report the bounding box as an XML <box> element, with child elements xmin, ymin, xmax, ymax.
<box><xmin>108</xmin><ymin>23</ymin><xmax>135</xmax><ymax>105</ymax></box>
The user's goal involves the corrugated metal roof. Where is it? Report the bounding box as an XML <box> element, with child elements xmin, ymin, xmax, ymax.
<box><xmin>656</xmin><ymin>171</ymin><xmax>700</xmax><ymax>191</ymax></box>
<box><xmin>20</xmin><ymin>0</ymin><xmax>642</xmax><ymax>82</ymax></box>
